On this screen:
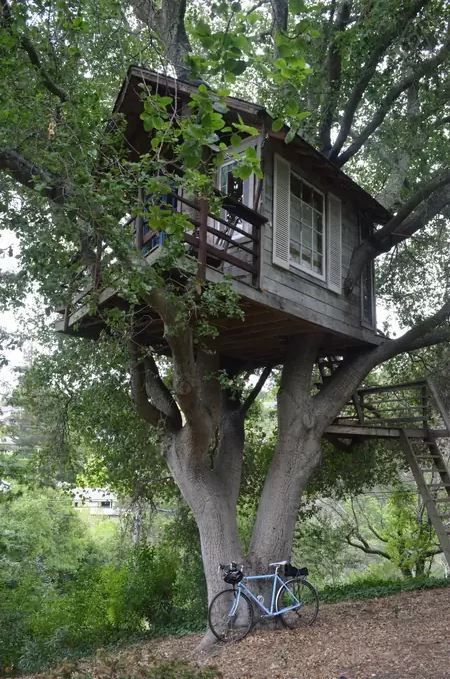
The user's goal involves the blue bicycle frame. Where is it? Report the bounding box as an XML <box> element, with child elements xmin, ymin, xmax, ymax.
<box><xmin>231</xmin><ymin>571</ymin><xmax>301</xmax><ymax>618</ymax></box>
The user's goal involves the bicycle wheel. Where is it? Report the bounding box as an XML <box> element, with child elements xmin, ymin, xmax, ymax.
<box><xmin>208</xmin><ymin>588</ymin><xmax>254</xmax><ymax>642</ymax></box>
<box><xmin>276</xmin><ymin>578</ymin><xmax>319</xmax><ymax>629</ymax></box>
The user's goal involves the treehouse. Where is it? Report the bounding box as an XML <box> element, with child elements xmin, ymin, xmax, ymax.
<box><xmin>56</xmin><ymin>67</ymin><xmax>392</xmax><ymax>365</ymax></box>
<box><xmin>55</xmin><ymin>68</ymin><xmax>450</xmax><ymax>567</ymax></box>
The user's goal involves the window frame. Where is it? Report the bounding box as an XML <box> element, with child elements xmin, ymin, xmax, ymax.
<box><xmin>289</xmin><ymin>170</ymin><xmax>326</xmax><ymax>282</ymax></box>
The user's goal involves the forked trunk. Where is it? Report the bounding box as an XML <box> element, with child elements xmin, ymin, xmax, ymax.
<box><xmin>250</xmin><ymin>336</ymin><xmax>324</xmax><ymax>568</ymax></box>
<box><xmin>165</xmin><ymin>409</ymin><xmax>246</xmax><ymax>606</ymax></box>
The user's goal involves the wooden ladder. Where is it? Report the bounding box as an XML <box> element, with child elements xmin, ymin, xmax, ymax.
<box><xmin>399</xmin><ymin>431</ymin><xmax>450</xmax><ymax>566</ymax></box>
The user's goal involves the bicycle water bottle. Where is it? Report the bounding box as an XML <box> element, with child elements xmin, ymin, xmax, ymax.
<box><xmin>257</xmin><ymin>594</ymin><xmax>264</xmax><ymax>604</ymax></box>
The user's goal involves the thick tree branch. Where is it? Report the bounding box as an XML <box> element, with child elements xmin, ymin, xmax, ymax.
<box><xmin>129</xmin><ymin>341</ymin><xmax>168</xmax><ymax>428</ymax></box>
<box><xmin>20</xmin><ymin>35</ymin><xmax>68</xmax><ymax>102</ymax></box>
<box><xmin>386</xmin><ymin>174</ymin><xmax>450</xmax><ymax>235</ymax></box>
<box><xmin>144</xmin><ymin>354</ymin><xmax>182</xmax><ymax>431</ymax></box>
<box><xmin>270</xmin><ymin>0</ymin><xmax>288</xmax><ymax>32</ymax></box>
<box><xmin>240</xmin><ymin>365</ymin><xmax>273</xmax><ymax>415</ymax></box>
<box><xmin>315</xmin><ymin>300</ymin><xmax>450</xmax><ymax>425</ymax></box>
<box><xmin>345</xmin><ymin>531</ymin><xmax>392</xmax><ymax>559</ymax></box>
<box><xmin>1</xmin><ymin>0</ymin><xmax>68</xmax><ymax>102</ymax></box>
<box><xmin>0</xmin><ymin>148</ymin><xmax>69</xmax><ymax>203</ymax></box>
<box><xmin>372</xmin><ymin>303</ymin><xmax>450</xmax><ymax>364</ymax></box>
<box><xmin>336</xmin><ymin>40</ymin><xmax>450</xmax><ymax>166</ymax></box>
<box><xmin>344</xmin><ymin>178</ymin><xmax>450</xmax><ymax>295</ymax></box>
<box><xmin>129</xmin><ymin>0</ymin><xmax>191</xmax><ymax>79</ymax></box>
<box><xmin>319</xmin><ymin>0</ymin><xmax>352</xmax><ymax>154</ymax></box>
<box><xmin>328</xmin><ymin>0</ymin><xmax>430</xmax><ymax>160</ymax></box>
<box><xmin>141</xmin><ymin>290</ymin><xmax>203</xmax><ymax>425</ymax></box>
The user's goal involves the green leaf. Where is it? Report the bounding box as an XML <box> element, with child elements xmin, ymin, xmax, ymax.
<box><xmin>232</xmin><ymin>116</ymin><xmax>259</xmax><ymax>136</ymax></box>
<box><xmin>229</xmin><ymin>59</ymin><xmax>247</xmax><ymax>76</ymax></box>
<box><xmin>272</xmin><ymin>118</ymin><xmax>284</xmax><ymax>132</ymax></box>
<box><xmin>212</xmin><ymin>100</ymin><xmax>229</xmax><ymax>114</ymax></box>
<box><xmin>290</xmin><ymin>0</ymin><xmax>305</xmax><ymax>14</ymax></box>
<box><xmin>285</xmin><ymin>127</ymin><xmax>297</xmax><ymax>144</ymax></box>
<box><xmin>230</xmin><ymin>133</ymin><xmax>243</xmax><ymax>147</ymax></box>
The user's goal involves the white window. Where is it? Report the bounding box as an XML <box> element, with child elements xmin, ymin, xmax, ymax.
<box><xmin>289</xmin><ymin>173</ymin><xmax>325</xmax><ymax>278</ymax></box>
<box><xmin>218</xmin><ymin>160</ymin><xmax>254</xmax><ymax>209</ymax></box>
<box><xmin>272</xmin><ymin>154</ymin><xmax>342</xmax><ymax>293</ymax></box>
<box><xmin>217</xmin><ymin>148</ymin><xmax>257</xmax><ymax>239</ymax></box>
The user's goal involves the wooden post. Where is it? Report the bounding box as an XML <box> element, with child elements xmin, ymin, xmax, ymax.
<box><xmin>427</xmin><ymin>378</ymin><xmax>450</xmax><ymax>434</ymax></box>
<box><xmin>197</xmin><ymin>197</ymin><xmax>208</xmax><ymax>281</ymax></box>
<box><xmin>252</xmin><ymin>217</ymin><xmax>261</xmax><ymax>287</ymax></box>
<box><xmin>135</xmin><ymin>187</ymin><xmax>144</xmax><ymax>250</ymax></box>
<box><xmin>399</xmin><ymin>430</ymin><xmax>450</xmax><ymax>567</ymax></box>
<box><xmin>421</xmin><ymin>384</ymin><xmax>429</xmax><ymax>430</ymax></box>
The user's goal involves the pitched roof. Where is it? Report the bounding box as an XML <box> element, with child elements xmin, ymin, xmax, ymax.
<box><xmin>113</xmin><ymin>66</ymin><xmax>392</xmax><ymax>225</ymax></box>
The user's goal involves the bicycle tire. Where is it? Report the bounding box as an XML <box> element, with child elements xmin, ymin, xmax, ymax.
<box><xmin>276</xmin><ymin>577</ymin><xmax>319</xmax><ymax>629</ymax></box>
<box><xmin>208</xmin><ymin>588</ymin><xmax>254</xmax><ymax>642</ymax></box>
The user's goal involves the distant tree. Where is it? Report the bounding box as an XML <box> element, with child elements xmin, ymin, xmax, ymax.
<box><xmin>344</xmin><ymin>490</ymin><xmax>442</xmax><ymax>577</ymax></box>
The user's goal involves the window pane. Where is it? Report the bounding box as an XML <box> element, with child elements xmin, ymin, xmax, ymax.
<box><xmin>313</xmin><ymin>254</ymin><xmax>323</xmax><ymax>273</ymax></box>
<box><xmin>302</xmin><ymin>204</ymin><xmax>312</xmax><ymax>226</ymax></box>
<box><xmin>313</xmin><ymin>210</ymin><xmax>323</xmax><ymax>231</ymax></box>
<box><xmin>302</xmin><ymin>247</ymin><xmax>312</xmax><ymax>265</ymax></box>
<box><xmin>302</xmin><ymin>183</ymin><xmax>313</xmax><ymax>205</ymax></box>
<box><xmin>291</xmin><ymin>175</ymin><xmax>302</xmax><ymax>199</ymax></box>
<box><xmin>291</xmin><ymin>195</ymin><xmax>301</xmax><ymax>220</ymax></box>
<box><xmin>290</xmin><ymin>242</ymin><xmax>300</xmax><ymax>261</ymax></box>
<box><xmin>313</xmin><ymin>191</ymin><xmax>323</xmax><ymax>212</ymax></box>
<box><xmin>302</xmin><ymin>225</ymin><xmax>312</xmax><ymax>249</ymax></box>
<box><xmin>291</xmin><ymin>218</ymin><xmax>301</xmax><ymax>242</ymax></box>
<box><xmin>313</xmin><ymin>231</ymin><xmax>323</xmax><ymax>253</ymax></box>
<box><xmin>227</xmin><ymin>175</ymin><xmax>244</xmax><ymax>202</ymax></box>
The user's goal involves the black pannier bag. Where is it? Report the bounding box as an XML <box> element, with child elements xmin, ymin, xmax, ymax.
<box><xmin>284</xmin><ymin>563</ymin><xmax>308</xmax><ymax>578</ymax></box>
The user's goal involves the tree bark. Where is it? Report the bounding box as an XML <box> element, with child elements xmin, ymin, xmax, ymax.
<box><xmin>249</xmin><ymin>335</ymin><xmax>322</xmax><ymax>568</ymax></box>
<box><xmin>165</xmin><ymin>399</ymin><xmax>246</xmax><ymax>610</ymax></box>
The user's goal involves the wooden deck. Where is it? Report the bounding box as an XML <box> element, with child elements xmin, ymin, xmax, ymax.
<box><xmin>326</xmin><ymin>379</ymin><xmax>450</xmax><ymax>441</ymax></box>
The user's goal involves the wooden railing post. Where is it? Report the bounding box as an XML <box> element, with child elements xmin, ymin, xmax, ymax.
<box><xmin>197</xmin><ymin>196</ymin><xmax>208</xmax><ymax>281</ymax></box>
<box><xmin>135</xmin><ymin>187</ymin><xmax>144</xmax><ymax>250</ymax></box>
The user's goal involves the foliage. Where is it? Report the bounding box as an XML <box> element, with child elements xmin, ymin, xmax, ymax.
<box><xmin>0</xmin><ymin>484</ymin><xmax>208</xmax><ymax>675</ymax></box>
<box><xmin>293</xmin><ymin>509</ymin><xmax>363</xmax><ymax>586</ymax></box>
<box><xmin>319</xmin><ymin>574</ymin><xmax>450</xmax><ymax>604</ymax></box>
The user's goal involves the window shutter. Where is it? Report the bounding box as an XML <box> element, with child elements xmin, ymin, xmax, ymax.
<box><xmin>327</xmin><ymin>193</ymin><xmax>342</xmax><ymax>294</ymax></box>
<box><xmin>272</xmin><ymin>154</ymin><xmax>291</xmax><ymax>270</ymax></box>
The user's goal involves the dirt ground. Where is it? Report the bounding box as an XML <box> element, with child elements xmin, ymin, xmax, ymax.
<box><xmin>23</xmin><ymin>587</ymin><xmax>450</xmax><ymax>679</ymax></box>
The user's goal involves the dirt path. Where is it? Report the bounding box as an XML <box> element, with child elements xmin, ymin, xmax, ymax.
<box><xmin>21</xmin><ymin>587</ymin><xmax>450</xmax><ymax>679</ymax></box>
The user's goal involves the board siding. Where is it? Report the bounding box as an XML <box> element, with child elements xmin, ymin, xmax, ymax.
<box><xmin>259</xmin><ymin>143</ymin><xmax>368</xmax><ymax>341</ymax></box>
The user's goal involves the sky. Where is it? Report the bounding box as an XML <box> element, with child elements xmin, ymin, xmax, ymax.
<box><xmin>0</xmin><ymin>230</ymin><xmax>41</xmax><ymax>397</ymax></box>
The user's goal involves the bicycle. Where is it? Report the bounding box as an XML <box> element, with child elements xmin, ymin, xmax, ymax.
<box><xmin>208</xmin><ymin>560</ymin><xmax>319</xmax><ymax>642</ymax></box>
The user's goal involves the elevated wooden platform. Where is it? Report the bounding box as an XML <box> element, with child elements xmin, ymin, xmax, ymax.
<box><xmin>326</xmin><ymin>425</ymin><xmax>449</xmax><ymax>439</ymax></box>
<box><xmin>55</xmin><ymin>192</ymin><xmax>383</xmax><ymax>366</ymax></box>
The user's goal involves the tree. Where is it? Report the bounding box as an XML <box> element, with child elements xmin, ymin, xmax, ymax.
<box><xmin>1</xmin><ymin>0</ymin><xmax>449</xmax><ymax>647</ymax></box>
<box><xmin>344</xmin><ymin>490</ymin><xmax>442</xmax><ymax>578</ymax></box>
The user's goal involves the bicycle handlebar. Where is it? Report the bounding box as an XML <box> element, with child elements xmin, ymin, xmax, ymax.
<box><xmin>218</xmin><ymin>562</ymin><xmax>243</xmax><ymax>571</ymax></box>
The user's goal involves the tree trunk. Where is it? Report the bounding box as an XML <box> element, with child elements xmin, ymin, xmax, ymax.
<box><xmin>165</xmin><ymin>405</ymin><xmax>246</xmax><ymax>607</ymax></box>
<box><xmin>249</xmin><ymin>336</ymin><xmax>324</xmax><ymax>568</ymax></box>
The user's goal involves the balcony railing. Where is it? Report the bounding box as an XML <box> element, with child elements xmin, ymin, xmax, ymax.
<box><xmin>334</xmin><ymin>380</ymin><xmax>448</xmax><ymax>431</ymax></box>
<box><xmin>58</xmin><ymin>192</ymin><xmax>266</xmax><ymax>330</ymax></box>
<box><xmin>136</xmin><ymin>191</ymin><xmax>266</xmax><ymax>286</ymax></box>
